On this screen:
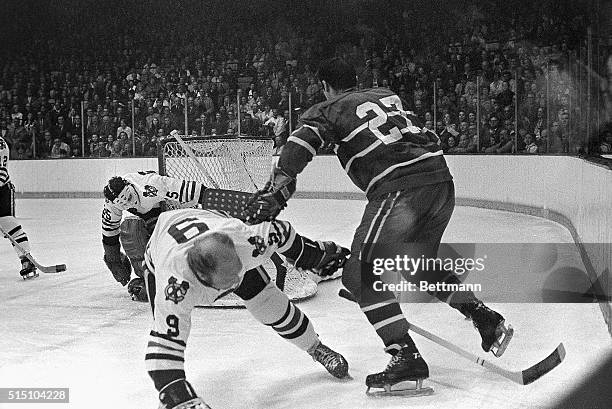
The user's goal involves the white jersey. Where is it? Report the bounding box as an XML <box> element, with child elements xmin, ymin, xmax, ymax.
<box><xmin>101</xmin><ymin>171</ymin><xmax>204</xmax><ymax>243</ymax></box>
<box><xmin>0</xmin><ymin>137</ymin><xmax>9</xmax><ymax>188</ymax></box>
<box><xmin>143</xmin><ymin>208</ymin><xmax>294</xmax><ymax>374</ymax></box>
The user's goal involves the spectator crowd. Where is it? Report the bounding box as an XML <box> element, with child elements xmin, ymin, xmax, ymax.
<box><xmin>0</xmin><ymin>0</ymin><xmax>609</xmax><ymax>159</ymax></box>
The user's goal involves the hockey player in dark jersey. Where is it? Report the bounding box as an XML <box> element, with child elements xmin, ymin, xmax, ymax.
<box><xmin>244</xmin><ymin>57</ymin><xmax>513</xmax><ymax>396</ymax></box>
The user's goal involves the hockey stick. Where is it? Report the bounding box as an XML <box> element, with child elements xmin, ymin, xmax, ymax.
<box><xmin>338</xmin><ymin>289</ymin><xmax>565</xmax><ymax>385</ymax></box>
<box><xmin>0</xmin><ymin>225</ymin><xmax>66</xmax><ymax>273</ymax></box>
<box><xmin>169</xmin><ymin>130</ymin><xmax>220</xmax><ymax>189</ymax></box>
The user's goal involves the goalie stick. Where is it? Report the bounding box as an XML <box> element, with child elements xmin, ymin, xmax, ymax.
<box><xmin>338</xmin><ymin>288</ymin><xmax>565</xmax><ymax>385</ymax></box>
<box><xmin>0</xmin><ymin>225</ymin><xmax>66</xmax><ymax>274</ymax></box>
<box><xmin>169</xmin><ymin>130</ymin><xmax>220</xmax><ymax>189</ymax></box>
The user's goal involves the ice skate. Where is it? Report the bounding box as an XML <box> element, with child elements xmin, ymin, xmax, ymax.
<box><xmin>469</xmin><ymin>301</ymin><xmax>513</xmax><ymax>357</ymax></box>
<box><xmin>365</xmin><ymin>335</ymin><xmax>433</xmax><ymax>397</ymax></box>
<box><xmin>19</xmin><ymin>256</ymin><xmax>38</xmax><ymax>280</ymax></box>
<box><xmin>308</xmin><ymin>341</ymin><xmax>349</xmax><ymax>379</ymax></box>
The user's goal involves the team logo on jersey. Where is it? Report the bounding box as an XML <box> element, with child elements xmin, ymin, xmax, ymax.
<box><xmin>143</xmin><ymin>185</ymin><xmax>158</xmax><ymax>197</ymax></box>
<box><xmin>165</xmin><ymin>276</ymin><xmax>190</xmax><ymax>304</ymax></box>
<box><xmin>248</xmin><ymin>235</ymin><xmax>267</xmax><ymax>257</ymax></box>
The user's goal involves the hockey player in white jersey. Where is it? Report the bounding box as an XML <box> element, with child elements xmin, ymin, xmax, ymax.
<box><xmin>102</xmin><ymin>171</ymin><xmax>208</xmax><ymax>300</ymax></box>
<box><xmin>0</xmin><ymin>136</ymin><xmax>37</xmax><ymax>279</ymax></box>
<box><xmin>144</xmin><ymin>208</ymin><xmax>351</xmax><ymax>409</ymax></box>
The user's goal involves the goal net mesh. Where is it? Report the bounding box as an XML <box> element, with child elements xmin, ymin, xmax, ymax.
<box><xmin>159</xmin><ymin>136</ymin><xmax>318</xmax><ymax>306</ymax></box>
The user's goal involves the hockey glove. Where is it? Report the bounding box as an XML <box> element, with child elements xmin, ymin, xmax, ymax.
<box><xmin>283</xmin><ymin>237</ymin><xmax>351</xmax><ymax>277</ymax></box>
<box><xmin>158</xmin><ymin>379</ymin><xmax>211</xmax><ymax>409</ymax></box>
<box><xmin>127</xmin><ymin>277</ymin><xmax>148</xmax><ymax>302</ymax></box>
<box><xmin>314</xmin><ymin>242</ymin><xmax>351</xmax><ymax>277</ymax></box>
<box><xmin>103</xmin><ymin>243</ymin><xmax>131</xmax><ymax>286</ymax></box>
<box><xmin>242</xmin><ymin>167</ymin><xmax>296</xmax><ymax>224</ymax></box>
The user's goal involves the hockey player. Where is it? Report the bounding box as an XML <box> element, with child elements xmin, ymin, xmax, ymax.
<box><xmin>0</xmin><ymin>136</ymin><xmax>37</xmax><ymax>279</ymax></box>
<box><xmin>102</xmin><ymin>171</ymin><xmax>206</xmax><ymax>301</ymax></box>
<box><xmin>244</xmin><ymin>58</ymin><xmax>513</xmax><ymax>396</ymax></box>
<box><xmin>144</xmin><ymin>208</ymin><xmax>350</xmax><ymax>409</ymax></box>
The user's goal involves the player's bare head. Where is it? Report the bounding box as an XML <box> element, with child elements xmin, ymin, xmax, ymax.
<box><xmin>317</xmin><ymin>57</ymin><xmax>357</xmax><ymax>99</ymax></box>
<box><xmin>104</xmin><ymin>176</ymin><xmax>140</xmax><ymax>210</ymax></box>
<box><xmin>187</xmin><ymin>232</ymin><xmax>242</xmax><ymax>291</ymax></box>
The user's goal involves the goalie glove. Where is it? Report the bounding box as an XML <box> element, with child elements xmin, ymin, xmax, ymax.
<box><xmin>242</xmin><ymin>166</ymin><xmax>296</xmax><ymax>224</ymax></box>
<box><xmin>103</xmin><ymin>243</ymin><xmax>131</xmax><ymax>286</ymax></box>
<box><xmin>158</xmin><ymin>379</ymin><xmax>211</xmax><ymax>409</ymax></box>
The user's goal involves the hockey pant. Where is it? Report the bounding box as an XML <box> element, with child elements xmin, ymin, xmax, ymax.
<box><xmin>0</xmin><ymin>183</ymin><xmax>30</xmax><ymax>259</ymax></box>
<box><xmin>120</xmin><ymin>216</ymin><xmax>150</xmax><ymax>278</ymax></box>
<box><xmin>234</xmin><ymin>266</ymin><xmax>319</xmax><ymax>352</ymax></box>
<box><xmin>341</xmin><ymin>181</ymin><xmax>478</xmax><ymax>350</ymax></box>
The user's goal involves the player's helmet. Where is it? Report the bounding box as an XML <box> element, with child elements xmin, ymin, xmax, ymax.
<box><xmin>103</xmin><ymin>176</ymin><xmax>129</xmax><ymax>202</ymax></box>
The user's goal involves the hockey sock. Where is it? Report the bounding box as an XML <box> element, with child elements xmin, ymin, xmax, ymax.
<box><xmin>360</xmin><ymin>299</ymin><xmax>411</xmax><ymax>350</ymax></box>
<box><xmin>244</xmin><ymin>281</ymin><xmax>319</xmax><ymax>351</ymax></box>
<box><xmin>384</xmin><ymin>332</ymin><xmax>419</xmax><ymax>355</ymax></box>
<box><xmin>0</xmin><ymin>216</ymin><xmax>30</xmax><ymax>257</ymax></box>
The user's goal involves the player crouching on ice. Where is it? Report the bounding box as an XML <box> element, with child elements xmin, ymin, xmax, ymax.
<box><xmin>144</xmin><ymin>208</ymin><xmax>350</xmax><ymax>409</ymax></box>
<box><xmin>102</xmin><ymin>171</ymin><xmax>220</xmax><ymax>301</ymax></box>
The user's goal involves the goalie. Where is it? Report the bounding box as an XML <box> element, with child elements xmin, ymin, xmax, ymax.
<box><xmin>144</xmin><ymin>207</ymin><xmax>350</xmax><ymax>409</ymax></box>
<box><xmin>102</xmin><ymin>171</ymin><xmax>207</xmax><ymax>300</ymax></box>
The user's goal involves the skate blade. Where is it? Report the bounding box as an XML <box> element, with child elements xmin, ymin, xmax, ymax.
<box><xmin>491</xmin><ymin>324</ymin><xmax>514</xmax><ymax>357</ymax></box>
<box><xmin>22</xmin><ymin>272</ymin><xmax>39</xmax><ymax>280</ymax></box>
<box><xmin>366</xmin><ymin>380</ymin><xmax>434</xmax><ymax>397</ymax></box>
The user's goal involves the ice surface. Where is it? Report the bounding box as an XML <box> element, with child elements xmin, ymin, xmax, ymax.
<box><xmin>0</xmin><ymin>199</ymin><xmax>610</xmax><ymax>409</ymax></box>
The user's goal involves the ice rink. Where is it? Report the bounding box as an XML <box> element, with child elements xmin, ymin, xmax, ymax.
<box><xmin>0</xmin><ymin>198</ymin><xmax>610</xmax><ymax>409</ymax></box>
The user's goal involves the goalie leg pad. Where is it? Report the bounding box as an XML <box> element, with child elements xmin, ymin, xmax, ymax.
<box><xmin>244</xmin><ymin>280</ymin><xmax>319</xmax><ymax>351</ymax></box>
<box><xmin>120</xmin><ymin>217</ymin><xmax>150</xmax><ymax>278</ymax></box>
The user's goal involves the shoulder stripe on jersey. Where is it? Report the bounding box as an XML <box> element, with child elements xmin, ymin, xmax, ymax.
<box><xmin>342</xmin><ymin>122</ymin><xmax>368</xmax><ymax>143</ymax></box>
<box><xmin>344</xmin><ymin>140</ymin><xmax>382</xmax><ymax>173</ymax></box>
<box><xmin>365</xmin><ymin>151</ymin><xmax>444</xmax><ymax>196</ymax></box>
<box><xmin>287</xmin><ymin>136</ymin><xmax>316</xmax><ymax>156</ymax></box>
<box><xmin>189</xmin><ymin>181</ymin><xmax>196</xmax><ymax>200</ymax></box>
<box><xmin>179</xmin><ymin>181</ymin><xmax>186</xmax><ymax>201</ymax></box>
<box><xmin>150</xmin><ymin>331</ymin><xmax>186</xmax><ymax>347</ymax></box>
<box><xmin>145</xmin><ymin>353</ymin><xmax>184</xmax><ymax>362</ymax></box>
<box><xmin>301</xmin><ymin>124</ymin><xmax>324</xmax><ymax>144</ymax></box>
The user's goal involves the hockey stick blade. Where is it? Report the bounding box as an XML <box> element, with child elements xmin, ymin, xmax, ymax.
<box><xmin>0</xmin><ymin>226</ymin><xmax>66</xmax><ymax>274</ymax></box>
<box><xmin>519</xmin><ymin>343</ymin><xmax>565</xmax><ymax>385</ymax></box>
<box><xmin>338</xmin><ymin>289</ymin><xmax>565</xmax><ymax>385</ymax></box>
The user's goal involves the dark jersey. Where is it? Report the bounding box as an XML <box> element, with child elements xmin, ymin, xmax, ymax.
<box><xmin>280</xmin><ymin>88</ymin><xmax>452</xmax><ymax>199</ymax></box>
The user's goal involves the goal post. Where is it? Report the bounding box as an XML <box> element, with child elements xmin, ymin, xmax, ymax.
<box><xmin>158</xmin><ymin>134</ymin><xmax>319</xmax><ymax>306</ymax></box>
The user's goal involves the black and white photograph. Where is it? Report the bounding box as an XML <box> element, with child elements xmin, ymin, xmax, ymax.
<box><xmin>0</xmin><ymin>1</ymin><xmax>611</xmax><ymax>408</ymax></box>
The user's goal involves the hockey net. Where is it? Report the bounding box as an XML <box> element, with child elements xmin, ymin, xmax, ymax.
<box><xmin>158</xmin><ymin>135</ymin><xmax>319</xmax><ymax>306</ymax></box>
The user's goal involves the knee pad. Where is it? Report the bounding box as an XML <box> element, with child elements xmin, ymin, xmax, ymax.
<box><xmin>120</xmin><ymin>217</ymin><xmax>150</xmax><ymax>277</ymax></box>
